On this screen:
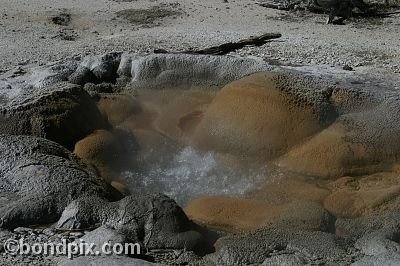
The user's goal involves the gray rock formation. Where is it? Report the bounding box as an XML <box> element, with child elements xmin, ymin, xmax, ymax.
<box><xmin>261</xmin><ymin>254</ymin><xmax>306</xmax><ymax>266</ymax></box>
<box><xmin>0</xmin><ymin>82</ymin><xmax>108</xmax><ymax>149</ymax></box>
<box><xmin>0</xmin><ymin>134</ymin><xmax>207</xmax><ymax>254</ymax></box>
<box><xmin>125</xmin><ymin>53</ymin><xmax>272</xmax><ymax>90</ymax></box>
<box><xmin>78</xmin><ymin>225</ymin><xmax>130</xmax><ymax>251</ymax></box>
<box><xmin>57</xmin><ymin>194</ymin><xmax>207</xmax><ymax>252</ymax></box>
<box><xmin>336</xmin><ymin>211</ymin><xmax>400</xmax><ymax>265</ymax></box>
<box><xmin>355</xmin><ymin>230</ymin><xmax>400</xmax><ymax>256</ymax></box>
<box><xmin>0</xmin><ymin>134</ymin><xmax>116</xmax><ymax>229</ymax></box>
<box><xmin>352</xmin><ymin>253</ymin><xmax>400</xmax><ymax>266</ymax></box>
<box><xmin>335</xmin><ymin>209</ymin><xmax>400</xmax><ymax>239</ymax></box>
<box><xmin>8</xmin><ymin>53</ymin><xmax>271</xmax><ymax>92</ymax></box>
<box><xmin>58</xmin><ymin>256</ymin><xmax>156</xmax><ymax>266</ymax></box>
<box><xmin>203</xmin><ymin>228</ymin><xmax>350</xmax><ymax>265</ymax></box>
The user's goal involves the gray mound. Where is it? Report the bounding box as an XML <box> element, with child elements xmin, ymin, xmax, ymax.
<box><xmin>335</xmin><ymin>210</ymin><xmax>400</xmax><ymax>265</ymax></box>
<box><xmin>0</xmin><ymin>135</ymin><xmax>206</xmax><ymax>253</ymax></box>
<box><xmin>78</xmin><ymin>225</ymin><xmax>130</xmax><ymax>250</ymax></box>
<box><xmin>14</xmin><ymin>53</ymin><xmax>272</xmax><ymax>91</ymax></box>
<box><xmin>203</xmin><ymin>227</ymin><xmax>351</xmax><ymax>265</ymax></box>
<box><xmin>352</xmin><ymin>253</ymin><xmax>400</xmax><ymax>266</ymax></box>
<box><xmin>336</xmin><ymin>210</ymin><xmax>400</xmax><ymax>239</ymax></box>
<box><xmin>0</xmin><ymin>135</ymin><xmax>115</xmax><ymax>229</ymax></box>
<box><xmin>56</xmin><ymin>194</ymin><xmax>207</xmax><ymax>252</ymax></box>
<box><xmin>0</xmin><ymin>82</ymin><xmax>108</xmax><ymax>149</ymax></box>
<box><xmin>125</xmin><ymin>53</ymin><xmax>272</xmax><ymax>90</ymax></box>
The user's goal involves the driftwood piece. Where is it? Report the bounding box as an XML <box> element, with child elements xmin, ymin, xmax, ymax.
<box><xmin>154</xmin><ymin>33</ymin><xmax>282</xmax><ymax>55</ymax></box>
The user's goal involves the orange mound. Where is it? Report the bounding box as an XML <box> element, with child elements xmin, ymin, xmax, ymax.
<box><xmin>73</xmin><ymin>129</ymin><xmax>137</xmax><ymax>181</ymax></box>
<box><xmin>324</xmin><ymin>171</ymin><xmax>400</xmax><ymax>218</ymax></box>
<box><xmin>250</xmin><ymin>175</ymin><xmax>331</xmax><ymax>204</ymax></box>
<box><xmin>276</xmin><ymin>122</ymin><xmax>392</xmax><ymax>179</ymax></box>
<box><xmin>185</xmin><ymin>196</ymin><xmax>282</xmax><ymax>232</ymax></box>
<box><xmin>185</xmin><ymin>195</ymin><xmax>334</xmax><ymax>233</ymax></box>
<box><xmin>97</xmin><ymin>94</ymin><xmax>142</xmax><ymax>126</ymax></box>
<box><xmin>190</xmin><ymin>72</ymin><xmax>329</xmax><ymax>159</ymax></box>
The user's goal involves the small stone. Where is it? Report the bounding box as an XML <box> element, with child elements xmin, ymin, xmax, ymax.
<box><xmin>69</xmin><ymin>232</ymin><xmax>84</xmax><ymax>238</ymax></box>
<box><xmin>42</xmin><ymin>228</ymin><xmax>56</xmax><ymax>236</ymax></box>
<box><xmin>343</xmin><ymin>65</ymin><xmax>353</xmax><ymax>71</ymax></box>
<box><xmin>14</xmin><ymin>227</ymin><xmax>32</xmax><ymax>233</ymax></box>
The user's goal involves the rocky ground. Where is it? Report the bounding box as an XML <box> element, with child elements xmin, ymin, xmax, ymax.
<box><xmin>0</xmin><ymin>0</ymin><xmax>399</xmax><ymax>74</ymax></box>
<box><xmin>1</xmin><ymin>0</ymin><xmax>400</xmax><ymax>265</ymax></box>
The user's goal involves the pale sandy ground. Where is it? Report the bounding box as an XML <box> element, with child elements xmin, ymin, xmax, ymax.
<box><xmin>0</xmin><ymin>0</ymin><xmax>399</xmax><ymax>83</ymax></box>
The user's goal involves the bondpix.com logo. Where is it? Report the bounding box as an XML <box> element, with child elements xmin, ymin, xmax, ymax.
<box><xmin>3</xmin><ymin>238</ymin><xmax>141</xmax><ymax>259</ymax></box>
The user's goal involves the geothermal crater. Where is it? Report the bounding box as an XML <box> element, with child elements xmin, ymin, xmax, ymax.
<box><xmin>91</xmin><ymin>87</ymin><xmax>269</xmax><ymax>205</ymax></box>
<box><xmin>66</xmin><ymin>54</ymin><xmax>400</xmax><ymax>230</ymax></box>
<box><xmin>2</xmin><ymin>53</ymin><xmax>400</xmax><ymax>265</ymax></box>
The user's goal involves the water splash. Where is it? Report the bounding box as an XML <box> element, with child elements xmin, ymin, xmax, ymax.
<box><xmin>120</xmin><ymin>147</ymin><xmax>267</xmax><ymax>206</ymax></box>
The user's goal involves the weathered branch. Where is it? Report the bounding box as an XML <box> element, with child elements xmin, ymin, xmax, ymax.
<box><xmin>154</xmin><ymin>33</ymin><xmax>282</xmax><ymax>55</ymax></box>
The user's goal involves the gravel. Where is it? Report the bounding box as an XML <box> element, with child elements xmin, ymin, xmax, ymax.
<box><xmin>0</xmin><ymin>0</ymin><xmax>398</xmax><ymax>78</ymax></box>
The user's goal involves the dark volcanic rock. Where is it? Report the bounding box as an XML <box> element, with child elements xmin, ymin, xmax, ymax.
<box><xmin>79</xmin><ymin>53</ymin><xmax>122</xmax><ymax>82</ymax></box>
<box><xmin>68</xmin><ymin>66</ymin><xmax>98</xmax><ymax>85</ymax></box>
<box><xmin>57</xmin><ymin>194</ymin><xmax>207</xmax><ymax>253</ymax></box>
<box><xmin>0</xmin><ymin>135</ymin><xmax>118</xmax><ymax>229</ymax></box>
<box><xmin>51</xmin><ymin>13</ymin><xmax>72</xmax><ymax>26</ymax></box>
<box><xmin>0</xmin><ymin>82</ymin><xmax>108</xmax><ymax>149</ymax></box>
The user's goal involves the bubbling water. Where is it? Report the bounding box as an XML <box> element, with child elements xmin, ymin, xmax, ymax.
<box><xmin>119</xmin><ymin>147</ymin><xmax>267</xmax><ymax>206</ymax></box>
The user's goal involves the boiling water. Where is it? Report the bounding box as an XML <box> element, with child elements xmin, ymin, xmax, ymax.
<box><xmin>119</xmin><ymin>147</ymin><xmax>267</xmax><ymax>206</ymax></box>
<box><xmin>115</xmin><ymin>88</ymin><xmax>268</xmax><ymax>206</ymax></box>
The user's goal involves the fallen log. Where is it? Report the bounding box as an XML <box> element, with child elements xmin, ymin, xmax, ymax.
<box><xmin>154</xmin><ymin>33</ymin><xmax>282</xmax><ymax>55</ymax></box>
